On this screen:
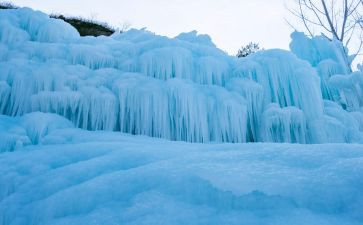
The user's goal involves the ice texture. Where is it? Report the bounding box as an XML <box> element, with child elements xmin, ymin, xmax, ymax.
<box><xmin>0</xmin><ymin>8</ymin><xmax>363</xmax><ymax>225</ymax></box>
<box><xmin>0</xmin><ymin>112</ymin><xmax>73</xmax><ymax>152</ymax></box>
<box><xmin>0</xmin><ymin>8</ymin><xmax>362</xmax><ymax>143</ymax></box>
<box><xmin>0</xmin><ymin>113</ymin><xmax>363</xmax><ymax>225</ymax></box>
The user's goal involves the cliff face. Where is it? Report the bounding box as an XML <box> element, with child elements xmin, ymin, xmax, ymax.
<box><xmin>50</xmin><ymin>15</ymin><xmax>115</xmax><ymax>37</ymax></box>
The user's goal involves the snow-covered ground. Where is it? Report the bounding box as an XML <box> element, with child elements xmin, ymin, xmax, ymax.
<box><xmin>0</xmin><ymin>113</ymin><xmax>363</xmax><ymax>225</ymax></box>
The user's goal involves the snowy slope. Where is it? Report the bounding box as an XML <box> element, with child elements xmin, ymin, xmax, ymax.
<box><xmin>0</xmin><ymin>113</ymin><xmax>363</xmax><ymax>225</ymax></box>
<box><xmin>0</xmin><ymin>8</ymin><xmax>362</xmax><ymax>144</ymax></box>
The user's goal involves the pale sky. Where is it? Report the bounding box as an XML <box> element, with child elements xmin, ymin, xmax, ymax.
<box><xmin>8</xmin><ymin>0</ymin><xmax>294</xmax><ymax>55</ymax></box>
<box><xmin>6</xmin><ymin>0</ymin><xmax>363</xmax><ymax>67</ymax></box>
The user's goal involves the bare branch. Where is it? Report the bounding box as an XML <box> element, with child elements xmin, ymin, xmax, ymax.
<box><xmin>320</xmin><ymin>0</ymin><xmax>340</xmax><ymax>39</ymax></box>
<box><xmin>341</xmin><ymin>0</ymin><xmax>349</xmax><ymax>41</ymax></box>
<box><xmin>299</xmin><ymin>0</ymin><xmax>316</xmax><ymax>36</ymax></box>
<box><xmin>286</xmin><ymin>0</ymin><xmax>362</xmax><ymax>70</ymax></box>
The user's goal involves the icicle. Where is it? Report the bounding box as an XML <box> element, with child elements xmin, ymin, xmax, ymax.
<box><xmin>77</xmin><ymin>87</ymin><xmax>118</xmax><ymax>131</ymax></box>
<box><xmin>30</xmin><ymin>91</ymin><xmax>82</xmax><ymax>125</ymax></box>
<box><xmin>261</xmin><ymin>104</ymin><xmax>307</xmax><ymax>143</ymax></box>
<box><xmin>316</xmin><ymin>59</ymin><xmax>343</xmax><ymax>100</ymax></box>
<box><xmin>235</xmin><ymin>50</ymin><xmax>324</xmax><ymax>120</ymax></box>
<box><xmin>113</xmin><ymin>73</ymin><xmax>170</xmax><ymax>138</ymax></box>
<box><xmin>226</xmin><ymin>78</ymin><xmax>264</xmax><ymax>142</ymax></box>
<box><xmin>67</xmin><ymin>44</ymin><xmax>118</xmax><ymax>70</ymax></box>
<box><xmin>329</xmin><ymin>72</ymin><xmax>363</xmax><ymax>112</ymax></box>
<box><xmin>112</xmin><ymin>74</ymin><xmax>247</xmax><ymax>142</ymax></box>
<box><xmin>308</xmin><ymin>100</ymin><xmax>362</xmax><ymax>143</ymax></box>
<box><xmin>323</xmin><ymin>100</ymin><xmax>362</xmax><ymax>143</ymax></box>
<box><xmin>290</xmin><ymin>31</ymin><xmax>350</xmax><ymax>73</ymax></box>
<box><xmin>137</xmin><ymin>47</ymin><xmax>194</xmax><ymax>81</ymax></box>
<box><xmin>195</xmin><ymin>56</ymin><xmax>229</xmax><ymax>85</ymax></box>
<box><xmin>0</xmin><ymin>20</ymin><xmax>30</xmax><ymax>45</ymax></box>
<box><xmin>0</xmin><ymin>81</ymin><xmax>10</xmax><ymax>114</ymax></box>
<box><xmin>350</xmin><ymin>111</ymin><xmax>363</xmax><ymax>132</ymax></box>
<box><xmin>0</xmin><ymin>8</ymin><xmax>362</xmax><ymax>143</ymax></box>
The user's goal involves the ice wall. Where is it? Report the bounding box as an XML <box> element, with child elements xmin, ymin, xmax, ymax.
<box><xmin>290</xmin><ymin>31</ymin><xmax>363</xmax><ymax>141</ymax></box>
<box><xmin>0</xmin><ymin>8</ymin><xmax>362</xmax><ymax>143</ymax></box>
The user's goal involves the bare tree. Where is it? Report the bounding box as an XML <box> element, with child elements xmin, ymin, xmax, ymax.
<box><xmin>286</xmin><ymin>0</ymin><xmax>363</xmax><ymax>69</ymax></box>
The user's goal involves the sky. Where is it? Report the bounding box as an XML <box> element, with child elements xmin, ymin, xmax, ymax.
<box><xmin>8</xmin><ymin>0</ymin><xmax>294</xmax><ymax>55</ymax></box>
<box><xmin>6</xmin><ymin>0</ymin><xmax>362</xmax><ymax>66</ymax></box>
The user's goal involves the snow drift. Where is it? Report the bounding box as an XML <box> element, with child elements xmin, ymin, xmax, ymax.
<box><xmin>0</xmin><ymin>7</ymin><xmax>362</xmax><ymax>144</ymax></box>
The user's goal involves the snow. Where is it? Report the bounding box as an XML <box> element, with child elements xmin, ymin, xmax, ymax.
<box><xmin>0</xmin><ymin>113</ymin><xmax>362</xmax><ymax>225</ymax></box>
<box><xmin>0</xmin><ymin>8</ymin><xmax>362</xmax><ymax>144</ymax></box>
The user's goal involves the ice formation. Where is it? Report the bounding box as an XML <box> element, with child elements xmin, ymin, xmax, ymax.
<box><xmin>0</xmin><ymin>7</ymin><xmax>362</xmax><ymax>144</ymax></box>
<box><xmin>0</xmin><ymin>8</ymin><xmax>362</xmax><ymax>225</ymax></box>
<box><xmin>0</xmin><ymin>113</ymin><xmax>363</xmax><ymax>225</ymax></box>
<box><xmin>0</xmin><ymin>112</ymin><xmax>73</xmax><ymax>152</ymax></box>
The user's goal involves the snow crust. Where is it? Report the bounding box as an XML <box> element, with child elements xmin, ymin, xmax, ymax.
<box><xmin>0</xmin><ymin>113</ymin><xmax>363</xmax><ymax>225</ymax></box>
<box><xmin>0</xmin><ymin>8</ymin><xmax>362</xmax><ymax>143</ymax></box>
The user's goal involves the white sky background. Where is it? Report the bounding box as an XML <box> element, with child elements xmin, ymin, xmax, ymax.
<box><xmin>8</xmin><ymin>0</ymin><xmax>293</xmax><ymax>55</ymax></box>
<box><xmin>6</xmin><ymin>0</ymin><xmax>363</xmax><ymax>66</ymax></box>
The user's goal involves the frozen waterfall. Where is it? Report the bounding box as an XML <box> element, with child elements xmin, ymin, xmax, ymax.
<box><xmin>0</xmin><ymin>7</ymin><xmax>362</xmax><ymax>144</ymax></box>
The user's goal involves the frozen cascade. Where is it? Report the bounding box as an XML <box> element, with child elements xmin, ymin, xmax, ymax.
<box><xmin>261</xmin><ymin>104</ymin><xmax>307</xmax><ymax>143</ymax></box>
<box><xmin>316</xmin><ymin>59</ymin><xmax>343</xmax><ymax>100</ymax></box>
<box><xmin>30</xmin><ymin>88</ymin><xmax>119</xmax><ymax>131</ymax></box>
<box><xmin>232</xmin><ymin>50</ymin><xmax>324</xmax><ymax>121</ymax></box>
<box><xmin>317</xmin><ymin>100</ymin><xmax>363</xmax><ymax>143</ymax></box>
<box><xmin>137</xmin><ymin>47</ymin><xmax>195</xmax><ymax>81</ymax></box>
<box><xmin>290</xmin><ymin>31</ymin><xmax>350</xmax><ymax>72</ymax></box>
<box><xmin>0</xmin><ymin>81</ymin><xmax>10</xmax><ymax>113</ymax></box>
<box><xmin>289</xmin><ymin>32</ymin><xmax>362</xmax><ymax>107</ymax></box>
<box><xmin>226</xmin><ymin>78</ymin><xmax>264</xmax><ymax>142</ymax></box>
<box><xmin>136</xmin><ymin>47</ymin><xmax>230</xmax><ymax>85</ymax></box>
<box><xmin>329</xmin><ymin>71</ymin><xmax>363</xmax><ymax>112</ymax></box>
<box><xmin>113</xmin><ymin>74</ymin><xmax>247</xmax><ymax>142</ymax></box>
<box><xmin>0</xmin><ymin>8</ymin><xmax>362</xmax><ymax>143</ymax></box>
<box><xmin>351</xmin><ymin>111</ymin><xmax>363</xmax><ymax>131</ymax></box>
